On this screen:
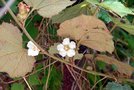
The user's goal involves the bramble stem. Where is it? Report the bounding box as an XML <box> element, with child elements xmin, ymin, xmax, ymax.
<box><xmin>110</xmin><ymin>24</ymin><xmax>117</xmax><ymax>33</ymax></box>
<box><xmin>23</xmin><ymin>77</ymin><xmax>32</xmax><ymax>90</ymax></box>
<box><xmin>2</xmin><ymin>0</ymin><xmax>116</xmax><ymax>81</ymax></box>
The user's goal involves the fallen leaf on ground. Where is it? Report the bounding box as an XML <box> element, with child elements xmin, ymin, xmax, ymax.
<box><xmin>0</xmin><ymin>23</ymin><xmax>35</xmax><ymax>78</ymax></box>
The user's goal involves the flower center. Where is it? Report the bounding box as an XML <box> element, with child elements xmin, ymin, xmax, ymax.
<box><xmin>64</xmin><ymin>45</ymin><xmax>70</xmax><ymax>51</ymax></box>
<box><xmin>32</xmin><ymin>46</ymin><xmax>37</xmax><ymax>51</ymax></box>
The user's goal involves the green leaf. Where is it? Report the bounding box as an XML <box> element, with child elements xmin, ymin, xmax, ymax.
<box><xmin>47</xmin><ymin>25</ymin><xmax>58</xmax><ymax>40</ymax></box>
<box><xmin>52</xmin><ymin>1</ymin><xmax>94</xmax><ymax>23</ymax></box>
<box><xmin>73</xmin><ymin>52</ymin><xmax>83</xmax><ymax>60</ymax></box>
<box><xmin>48</xmin><ymin>43</ymin><xmax>59</xmax><ymax>55</ymax></box>
<box><xmin>86</xmin><ymin>0</ymin><xmax>99</xmax><ymax>4</ymax></box>
<box><xmin>28</xmin><ymin>74</ymin><xmax>40</xmax><ymax>86</ymax></box>
<box><xmin>42</xmin><ymin>67</ymin><xmax>62</xmax><ymax>90</ymax></box>
<box><xmin>111</xmin><ymin>64</ymin><xmax>118</xmax><ymax>71</ymax></box>
<box><xmin>10</xmin><ymin>0</ymin><xmax>21</xmax><ymax>13</ymax></box>
<box><xmin>96</xmin><ymin>61</ymin><xmax>106</xmax><ymax>70</ymax></box>
<box><xmin>22</xmin><ymin>18</ymin><xmax>38</xmax><ymax>42</ymax></box>
<box><xmin>87</xmin><ymin>74</ymin><xmax>102</xmax><ymax>87</ymax></box>
<box><xmin>98</xmin><ymin>9</ymin><xmax>112</xmax><ymax>23</ymax></box>
<box><xmin>98</xmin><ymin>1</ymin><xmax>134</xmax><ymax>17</ymax></box>
<box><xmin>11</xmin><ymin>83</ymin><xmax>24</xmax><ymax>90</ymax></box>
<box><xmin>112</xmin><ymin>18</ymin><xmax>134</xmax><ymax>35</ymax></box>
<box><xmin>105</xmin><ymin>82</ymin><xmax>132</xmax><ymax>90</ymax></box>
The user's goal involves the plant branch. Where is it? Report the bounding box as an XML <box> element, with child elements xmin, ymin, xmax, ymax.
<box><xmin>23</xmin><ymin>77</ymin><xmax>32</xmax><ymax>90</ymax></box>
<box><xmin>2</xmin><ymin>0</ymin><xmax>116</xmax><ymax>80</ymax></box>
<box><xmin>110</xmin><ymin>24</ymin><xmax>117</xmax><ymax>33</ymax></box>
<box><xmin>93</xmin><ymin>6</ymin><xmax>99</xmax><ymax>17</ymax></box>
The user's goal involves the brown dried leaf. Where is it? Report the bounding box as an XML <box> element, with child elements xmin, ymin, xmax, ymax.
<box><xmin>58</xmin><ymin>15</ymin><xmax>114</xmax><ymax>53</ymax></box>
<box><xmin>0</xmin><ymin>23</ymin><xmax>35</xmax><ymax>78</ymax></box>
<box><xmin>85</xmin><ymin>54</ymin><xmax>134</xmax><ymax>77</ymax></box>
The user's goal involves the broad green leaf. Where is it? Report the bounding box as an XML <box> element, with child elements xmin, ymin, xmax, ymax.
<box><xmin>86</xmin><ymin>0</ymin><xmax>99</xmax><ymax>4</ymax></box>
<box><xmin>58</xmin><ymin>15</ymin><xmax>114</xmax><ymax>53</ymax></box>
<box><xmin>130</xmin><ymin>8</ymin><xmax>134</xmax><ymax>12</ymax></box>
<box><xmin>98</xmin><ymin>9</ymin><xmax>112</xmax><ymax>23</ymax></box>
<box><xmin>112</xmin><ymin>18</ymin><xmax>134</xmax><ymax>35</ymax></box>
<box><xmin>0</xmin><ymin>23</ymin><xmax>35</xmax><ymax>78</ymax></box>
<box><xmin>98</xmin><ymin>1</ymin><xmax>134</xmax><ymax>17</ymax></box>
<box><xmin>28</xmin><ymin>74</ymin><xmax>40</xmax><ymax>86</ymax></box>
<box><xmin>23</xmin><ymin>0</ymin><xmax>75</xmax><ymax>18</ymax></box>
<box><xmin>52</xmin><ymin>1</ymin><xmax>94</xmax><ymax>23</ymax></box>
<box><xmin>105</xmin><ymin>82</ymin><xmax>132</xmax><ymax>90</ymax></box>
<box><xmin>11</xmin><ymin>83</ymin><xmax>24</xmax><ymax>90</ymax></box>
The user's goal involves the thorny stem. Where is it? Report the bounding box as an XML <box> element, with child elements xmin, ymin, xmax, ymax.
<box><xmin>2</xmin><ymin>0</ymin><xmax>116</xmax><ymax>82</ymax></box>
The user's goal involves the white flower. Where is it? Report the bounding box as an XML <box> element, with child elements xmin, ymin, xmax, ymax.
<box><xmin>27</xmin><ymin>41</ymin><xmax>40</xmax><ymax>56</ymax></box>
<box><xmin>57</xmin><ymin>38</ymin><xmax>76</xmax><ymax>57</ymax></box>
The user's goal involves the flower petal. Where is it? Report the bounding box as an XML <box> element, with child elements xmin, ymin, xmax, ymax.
<box><xmin>28</xmin><ymin>49</ymin><xmax>39</xmax><ymax>56</ymax></box>
<box><xmin>59</xmin><ymin>50</ymin><xmax>67</xmax><ymax>57</ymax></box>
<box><xmin>57</xmin><ymin>44</ymin><xmax>64</xmax><ymax>51</ymax></box>
<box><xmin>27</xmin><ymin>41</ymin><xmax>35</xmax><ymax>49</ymax></box>
<box><xmin>62</xmin><ymin>38</ymin><xmax>70</xmax><ymax>45</ymax></box>
<box><xmin>69</xmin><ymin>41</ymin><xmax>76</xmax><ymax>49</ymax></box>
<box><xmin>67</xmin><ymin>49</ymin><xmax>76</xmax><ymax>57</ymax></box>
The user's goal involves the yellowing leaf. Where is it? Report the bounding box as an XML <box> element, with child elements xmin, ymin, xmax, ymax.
<box><xmin>23</xmin><ymin>0</ymin><xmax>75</xmax><ymax>18</ymax></box>
<box><xmin>58</xmin><ymin>15</ymin><xmax>114</xmax><ymax>53</ymax></box>
<box><xmin>74</xmin><ymin>52</ymin><xmax>83</xmax><ymax>60</ymax></box>
<box><xmin>48</xmin><ymin>43</ymin><xmax>59</xmax><ymax>55</ymax></box>
<box><xmin>85</xmin><ymin>54</ymin><xmax>134</xmax><ymax>77</ymax></box>
<box><xmin>0</xmin><ymin>23</ymin><xmax>35</xmax><ymax>78</ymax></box>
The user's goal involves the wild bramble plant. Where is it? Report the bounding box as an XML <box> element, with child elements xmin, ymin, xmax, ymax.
<box><xmin>0</xmin><ymin>0</ymin><xmax>134</xmax><ymax>90</ymax></box>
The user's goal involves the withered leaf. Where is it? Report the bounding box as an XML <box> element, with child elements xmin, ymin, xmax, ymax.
<box><xmin>0</xmin><ymin>23</ymin><xmax>35</xmax><ymax>78</ymax></box>
<box><xmin>58</xmin><ymin>15</ymin><xmax>114</xmax><ymax>53</ymax></box>
<box><xmin>85</xmin><ymin>54</ymin><xmax>134</xmax><ymax>77</ymax></box>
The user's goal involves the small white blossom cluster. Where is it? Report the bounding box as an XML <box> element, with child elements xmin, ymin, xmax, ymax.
<box><xmin>27</xmin><ymin>38</ymin><xmax>76</xmax><ymax>57</ymax></box>
<box><xmin>27</xmin><ymin>41</ymin><xmax>40</xmax><ymax>56</ymax></box>
<box><xmin>57</xmin><ymin>38</ymin><xmax>76</xmax><ymax>57</ymax></box>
